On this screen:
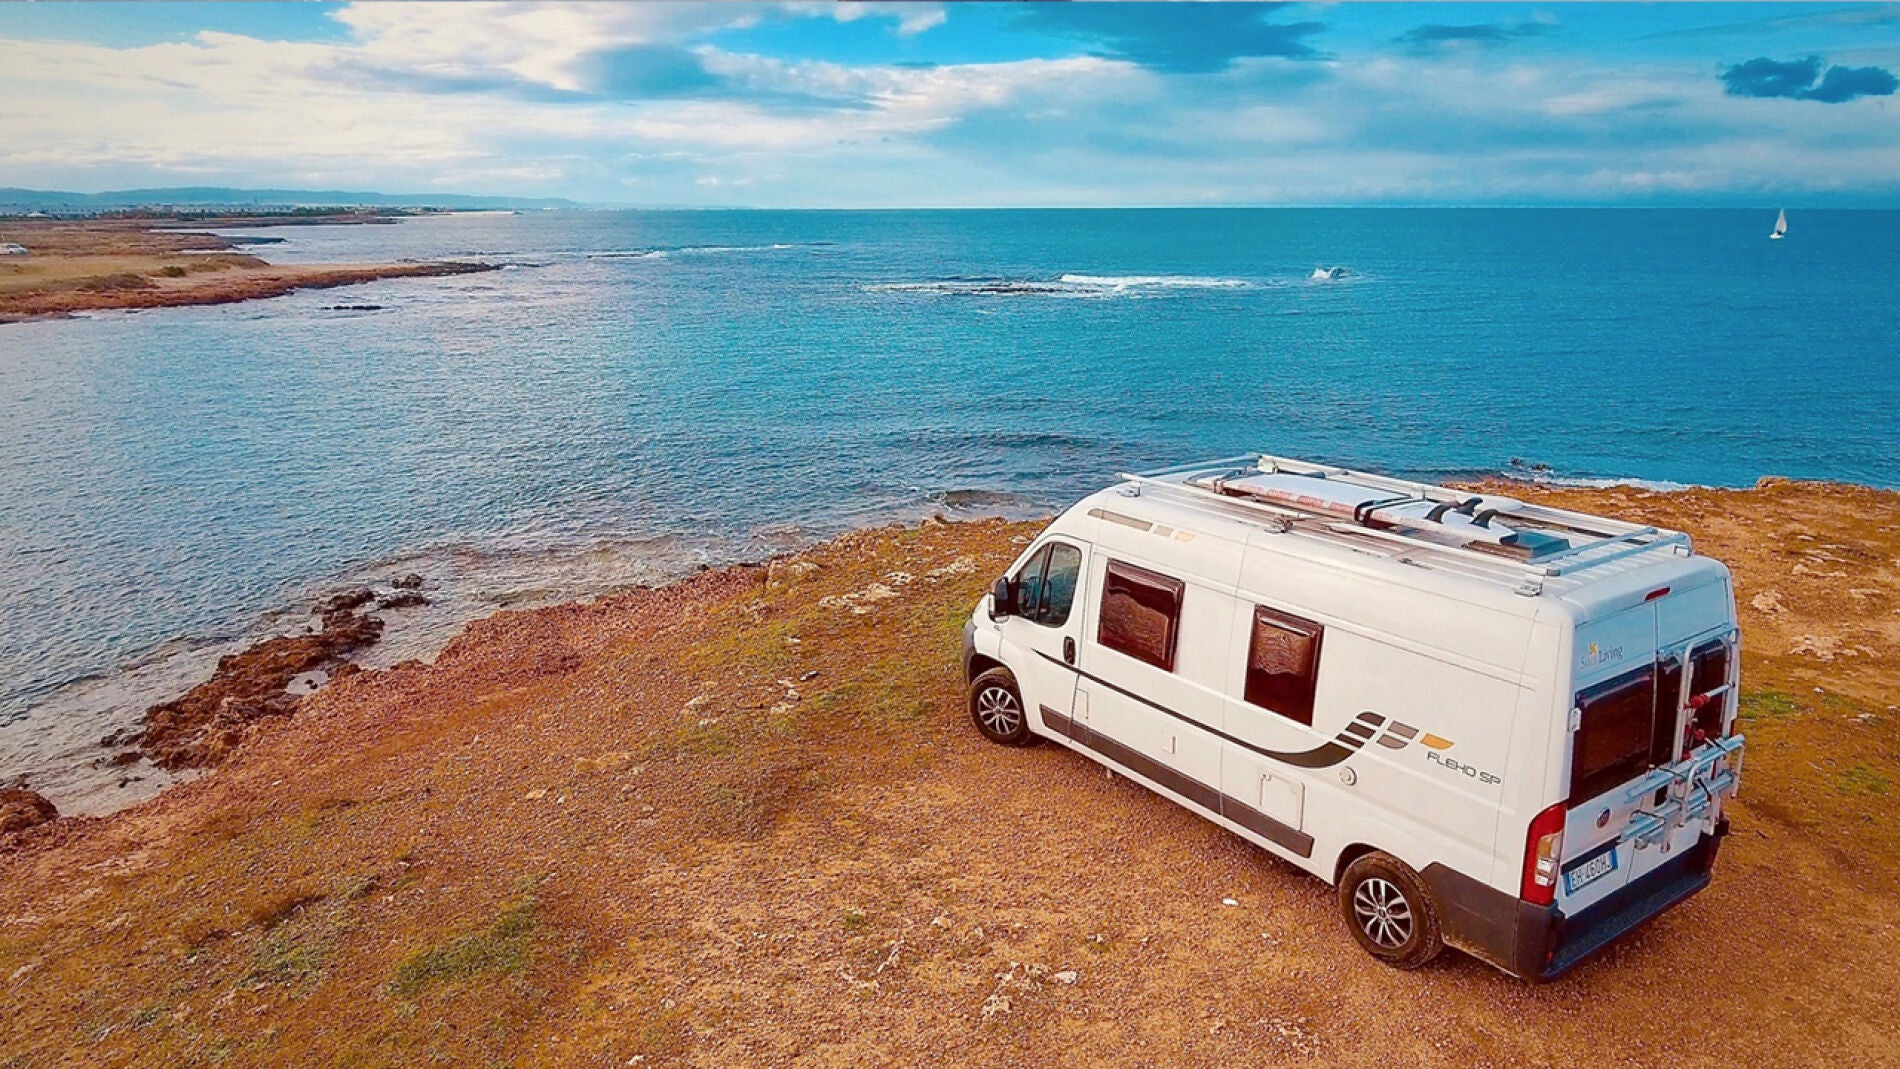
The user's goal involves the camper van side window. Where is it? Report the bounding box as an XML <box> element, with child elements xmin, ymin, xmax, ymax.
<box><xmin>1245</xmin><ymin>607</ymin><xmax>1323</xmax><ymax>726</ymax></box>
<box><xmin>1097</xmin><ymin>560</ymin><xmax>1183</xmax><ymax>671</ymax></box>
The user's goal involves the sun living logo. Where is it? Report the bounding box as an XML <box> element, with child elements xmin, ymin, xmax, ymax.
<box><xmin>1581</xmin><ymin>641</ymin><xmax>1625</xmax><ymax>670</ymax></box>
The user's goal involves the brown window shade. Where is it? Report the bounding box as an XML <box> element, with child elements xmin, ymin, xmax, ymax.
<box><xmin>1245</xmin><ymin>606</ymin><xmax>1323</xmax><ymax>725</ymax></box>
<box><xmin>1097</xmin><ymin>560</ymin><xmax>1184</xmax><ymax>671</ymax></box>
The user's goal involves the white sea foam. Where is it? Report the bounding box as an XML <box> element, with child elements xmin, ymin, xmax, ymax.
<box><xmin>1500</xmin><ymin>470</ymin><xmax>1701</xmax><ymax>493</ymax></box>
<box><xmin>588</xmin><ymin>242</ymin><xmax>810</xmax><ymax>261</ymax></box>
<box><xmin>869</xmin><ymin>273</ymin><xmax>1253</xmax><ymax>298</ymax></box>
<box><xmin>1057</xmin><ymin>273</ymin><xmax>1250</xmax><ymax>290</ymax></box>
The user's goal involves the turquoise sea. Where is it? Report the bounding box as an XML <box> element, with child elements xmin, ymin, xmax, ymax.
<box><xmin>2</xmin><ymin>208</ymin><xmax>1896</xmax><ymax>806</ymax></box>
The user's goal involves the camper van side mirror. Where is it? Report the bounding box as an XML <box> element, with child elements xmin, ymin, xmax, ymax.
<box><xmin>989</xmin><ymin>576</ymin><xmax>1015</xmax><ymax>619</ymax></box>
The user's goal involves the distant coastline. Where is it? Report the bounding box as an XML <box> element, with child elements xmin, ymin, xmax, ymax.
<box><xmin>0</xmin><ymin>212</ymin><xmax>496</xmax><ymax>323</ymax></box>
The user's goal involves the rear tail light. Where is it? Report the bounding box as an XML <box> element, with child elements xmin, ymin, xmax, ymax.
<box><xmin>1521</xmin><ymin>802</ymin><xmax>1567</xmax><ymax>905</ymax></box>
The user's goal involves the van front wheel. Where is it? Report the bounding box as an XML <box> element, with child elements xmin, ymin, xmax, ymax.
<box><xmin>1338</xmin><ymin>852</ymin><xmax>1444</xmax><ymax>970</ymax></box>
<box><xmin>969</xmin><ymin>668</ymin><xmax>1033</xmax><ymax>746</ymax></box>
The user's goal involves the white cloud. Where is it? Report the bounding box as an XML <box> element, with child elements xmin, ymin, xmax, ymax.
<box><xmin>0</xmin><ymin>5</ymin><xmax>1895</xmax><ymax>205</ymax></box>
<box><xmin>826</xmin><ymin>2</ymin><xmax>947</xmax><ymax>37</ymax></box>
<box><xmin>331</xmin><ymin>2</ymin><xmax>757</xmax><ymax>91</ymax></box>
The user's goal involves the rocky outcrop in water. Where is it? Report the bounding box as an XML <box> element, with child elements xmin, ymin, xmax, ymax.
<box><xmin>138</xmin><ymin>599</ymin><xmax>386</xmax><ymax>770</ymax></box>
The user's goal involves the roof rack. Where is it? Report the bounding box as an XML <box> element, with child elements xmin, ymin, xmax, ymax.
<box><xmin>1115</xmin><ymin>453</ymin><xmax>1692</xmax><ymax>596</ymax></box>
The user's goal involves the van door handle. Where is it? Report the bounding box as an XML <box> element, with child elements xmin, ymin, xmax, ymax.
<box><xmin>1063</xmin><ymin>637</ymin><xmax>1076</xmax><ymax>665</ymax></box>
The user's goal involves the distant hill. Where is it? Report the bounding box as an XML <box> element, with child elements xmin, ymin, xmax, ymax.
<box><xmin>0</xmin><ymin>186</ymin><xmax>582</xmax><ymax>214</ymax></box>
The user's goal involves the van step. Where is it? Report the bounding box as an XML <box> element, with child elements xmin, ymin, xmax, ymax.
<box><xmin>1547</xmin><ymin>840</ymin><xmax>1715</xmax><ymax>978</ymax></box>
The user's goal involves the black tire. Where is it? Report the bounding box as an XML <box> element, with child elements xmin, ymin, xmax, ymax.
<box><xmin>968</xmin><ymin>668</ymin><xmax>1033</xmax><ymax>746</ymax></box>
<box><xmin>1338</xmin><ymin>852</ymin><xmax>1445</xmax><ymax>970</ymax></box>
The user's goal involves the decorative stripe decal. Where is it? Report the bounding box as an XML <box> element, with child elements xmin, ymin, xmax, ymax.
<box><xmin>1087</xmin><ymin>507</ymin><xmax>1153</xmax><ymax>532</ymax></box>
<box><xmin>1035</xmin><ymin>651</ymin><xmax>1358</xmax><ymax>771</ymax></box>
<box><xmin>1039</xmin><ymin>705</ymin><xmax>1315</xmax><ymax>858</ymax></box>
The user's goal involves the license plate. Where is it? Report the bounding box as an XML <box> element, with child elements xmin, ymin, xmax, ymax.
<box><xmin>1562</xmin><ymin>845</ymin><xmax>1618</xmax><ymax>895</ymax></box>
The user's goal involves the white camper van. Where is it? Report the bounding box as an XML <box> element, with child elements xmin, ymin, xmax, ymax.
<box><xmin>962</xmin><ymin>455</ymin><xmax>1742</xmax><ymax>979</ymax></box>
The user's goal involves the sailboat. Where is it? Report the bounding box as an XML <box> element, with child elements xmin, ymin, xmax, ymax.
<box><xmin>1770</xmin><ymin>209</ymin><xmax>1787</xmax><ymax>240</ymax></box>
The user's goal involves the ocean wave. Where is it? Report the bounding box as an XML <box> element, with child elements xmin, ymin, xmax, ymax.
<box><xmin>1515</xmin><ymin>474</ymin><xmax>1700</xmax><ymax>493</ymax></box>
<box><xmin>928</xmin><ymin>488</ymin><xmax>1035</xmax><ymax>510</ymax></box>
<box><xmin>868</xmin><ymin>273</ymin><xmax>1253</xmax><ymax>299</ymax></box>
<box><xmin>1497</xmin><ymin>460</ymin><xmax>1699</xmax><ymax>492</ymax></box>
<box><xmin>1057</xmin><ymin>273</ymin><xmax>1251</xmax><ymax>290</ymax></box>
<box><xmin>587</xmin><ymin>242</ymin><xmax>820</xmax><ymax>261</ymax></box>
<box><xmin>862</xmin><ymin>429</ymin><xmax>1101</xmax><ymax>453</ymax></box>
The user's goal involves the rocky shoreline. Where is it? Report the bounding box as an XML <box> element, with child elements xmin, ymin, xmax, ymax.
<box><xmin>1</xmin><ymin>485</ymin><xmax>1896</xmax><ymax>1067</ymax></box>
<box><xmin>0</xmin><ymin>215</ymin><xmax>495</xmax><ymax>323</ymax></box>
<box><xmin>133</xmin><ymin>578</ymin><xmax>429</xmax><ymax>770</ymax></box>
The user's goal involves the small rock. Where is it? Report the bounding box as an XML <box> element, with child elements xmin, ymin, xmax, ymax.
<box><xmin>926</xmin><ymin>556</ymin><xmax>978</xmax><ymax>580</ymax></box>
<box><xmin>321</xmin><ymin>587</ymin><xmax>377</xmax><ymax>614</ymax></box>
<box><xmin>391</xmin><ymin>573</ymin><xmax>424</xmax><ymax>590</ymax></box>
<box><xmin>1052</xmin><ymin>970</ymin><xmax>1078</xmax><ymax>985</ymax></box>
<box><xmin>799</xmin><ymin>670</ymin><xmax>818</xmax><ymax>682</ymax></box>
<box><xmin>0</xmin><ymin>787</ymin><xmax>58</xmax><ymax>836</ymax></box>
<box><xmin>524</xmin><ymin>789</ymin><xmax>547</xmax><ymax>800</ymax></box>
<box><xmin>1222</xmin><ymin>897</ymin><xmax>1239</xmax><ymax>907</ymax></box>
<box><xmin>766</xmin><ymin>559</ymin><xmax>820</xmax><ymax>589</ymax></box>
<box><xmin>377</xmin><ymin>591</ymin><xmax>429</xmax><ymax>610</ymax></box>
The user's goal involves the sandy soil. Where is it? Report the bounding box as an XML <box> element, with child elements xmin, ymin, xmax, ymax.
<box><xmin>0</xmin><ymin>217</ymin><xmax>490</xmax><ymax>323</ymax></box>
<box><xmin>1</xmin><ymin>482</ymin><xmax>1896</xmax><ymax>1068</ymax></box>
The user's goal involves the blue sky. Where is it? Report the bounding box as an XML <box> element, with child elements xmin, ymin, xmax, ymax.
<box><xmin>2</xmin><ymin>2</ymin><xmax>1898</xmax><ymax>206</ymax></box>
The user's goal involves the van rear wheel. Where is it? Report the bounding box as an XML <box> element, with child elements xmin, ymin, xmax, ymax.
<box><xmin>969</xmin><ymin>668</ymin><xmax>1033</xmax><ymax>746</ymax></box>
<box><xmin>1339</xmin><ymin>852</ymin><xmax>1444</xmax><ymax>970</ymax></box>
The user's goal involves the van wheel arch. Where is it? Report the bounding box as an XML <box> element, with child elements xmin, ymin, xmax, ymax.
<box><xmin>966</xmin><ymin>653</ymin><xmax>1005</xmax><ymax>685</ymax></box>
<box><xmin>1333</xmin><ymin>842</ymin><xmax>1380</xmax><ymax>885</ymax></box>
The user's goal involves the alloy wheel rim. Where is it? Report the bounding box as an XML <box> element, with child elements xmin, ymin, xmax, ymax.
<box><xmin>1352</xmin><ymin>877</ymin><xmax>1413</xmax><ymax>948</ymax></box>
<box><xmin>976</xmin><ymin>685</ymin><xmax>1022</xmax><ymax>735</ymax></box>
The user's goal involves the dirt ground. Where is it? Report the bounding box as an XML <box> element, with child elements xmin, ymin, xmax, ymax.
<box><xmin>2</xmin><ymin>481</ymin><xmax>1897</xmax><ymax>1068</ymax></box>
<box><xmin>0</xmin><ymin>218</ymin><xmax>488</xmax><ymax>322</ymax></box>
